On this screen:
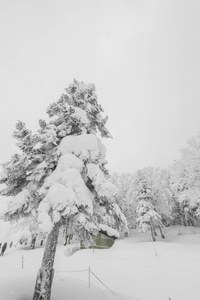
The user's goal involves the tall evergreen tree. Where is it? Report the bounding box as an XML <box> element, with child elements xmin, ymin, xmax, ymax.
<box><xmin>135</xmin><ymin>170</ymin><xmax>166</xmax><ymax>241</ymax></box>
<box><xmin>136</xmin><ymin>200</ymin><xmax>166</xmax><ymax>241</ymax></box>
<box><xmin>0</xmin><ymin>80</ymin><xmax>127</xmax><ymax>300</ymax></box>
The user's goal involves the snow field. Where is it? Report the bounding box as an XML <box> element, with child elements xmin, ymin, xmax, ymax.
<box><xmin>0</xmin><ymin>226</ymin><xmax>200</xmax><ymax>300</ymax></box>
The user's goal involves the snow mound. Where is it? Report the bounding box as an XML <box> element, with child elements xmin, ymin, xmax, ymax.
<box><xmin>63</xmin><ymin>243</ymin><xmax>80</xmax><ymax>257</ymax></box>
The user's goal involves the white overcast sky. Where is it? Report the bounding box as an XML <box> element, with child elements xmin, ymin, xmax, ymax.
<box><xmin>0</xmin><ymin>0</ymin><xmax>200</xmax><ymax>173</ymax></box>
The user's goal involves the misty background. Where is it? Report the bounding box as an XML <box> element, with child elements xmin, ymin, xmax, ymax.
<box><xmin>0</xmin><ymin>0</ymin><xmax>199</xmax><ymax>173</ymax></box>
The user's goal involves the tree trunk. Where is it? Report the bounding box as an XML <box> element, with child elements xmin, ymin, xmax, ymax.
<box><xmin>150</xmin><ymin>219</ymin><xmax>156</xmax><ymax>242</ymax></box>
<box><xmin>32</xmin><ymin>223</ymin><xmax>60</xmax><ymax>300</ymax></box>
<box><xmin>158</xmin><ymin>226</ymin><xmax>165</xmax><ymax>239</ymax></box>
<box><xmin>64</xmin><ymin>227</ymin><xmax>68</xmax><ymax>246</ymax></box>
<box><xmin>150</xmin><ymin>226</ymin><xmax>156</xmax><ymax>241</ymax></box>
<box><xmin>153</xmin><ymin>227</ymin><xmax>157</xmax><ymax>236</ymax></box>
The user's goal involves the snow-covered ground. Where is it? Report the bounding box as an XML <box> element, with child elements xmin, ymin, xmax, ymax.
<box><xmin>0</xmin><ymin>226</ymin><xmax>200</xmax><ymax>300</ymax></box>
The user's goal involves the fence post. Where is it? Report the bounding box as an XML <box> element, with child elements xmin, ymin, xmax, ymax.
<box><xmin>88</xmin><ymin>266</ymin><xmax>90</xmax><ymax>288</ymax></box>
<box><xmin>151</xmin><ymin>235</ymin><xmax>158</xmax><ymax>257</ymax></box>
<box><xmin>21</xmin><ymin>254</ymin><xmax>24</xmax><ymax>269</ymax></box>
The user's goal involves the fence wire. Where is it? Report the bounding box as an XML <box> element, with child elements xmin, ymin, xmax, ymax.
<box><xmin>3</xmin><ymin>253</ymin><xmax>191</xmax><ymax>299</ymax></box>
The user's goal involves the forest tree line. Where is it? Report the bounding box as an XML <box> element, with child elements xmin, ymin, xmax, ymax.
<box><xmin>111</xmin><ymin>133</ymin><xmax>200</xmax><ymax>238</ymax></box>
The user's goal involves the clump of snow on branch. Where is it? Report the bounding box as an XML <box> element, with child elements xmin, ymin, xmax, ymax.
<box><xmin>87</xmin><ymin>164</ymin><xmax>118</xmax><ymax>198</ymax></box>
<box><xmin>6</xmin><ymin>189</ymin><xmax>31</xmax><ymax>217</ymax></box>
<box><xmin>57</xmin><ymin>153</ymin><xmax>83</xmax><ymax>173</ymax></box>
<box><xmin>71</xmin><ymin>107</ymin><xmax>89</xmax><ymax>124</ymax></box>
<box><xmin>38</xmin><ymin>170</ymin><xmax>94</xmax><ymax>233</ymax></box>
<box><xmin>38</xmin><ymin>133</ymin><xmax>113</xmax><ymax>233</ymax></box>
<box><xmin>112</xmin><ymin>203</ymin><xmax>128</xmax><ymax>226</ymax></box>
<box><xmin>58</xmin><ymin>134</ymin><xmax>106</xmax><ymax>164</ymax></box>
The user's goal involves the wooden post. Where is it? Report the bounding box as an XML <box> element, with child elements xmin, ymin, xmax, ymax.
<box><xmin>21</xmin><ymin>255</ymin><xmax>24</xmax><ymax>269</ymax></box>
<box><xmin>88</xmin><ymin>266</ymin><xmax>91</xmax><ymax>288</ymax></box>
<box><xmin>150</xmin><ymin>219</ymin><xmax>156</xmax><ymax>242</ymax></box>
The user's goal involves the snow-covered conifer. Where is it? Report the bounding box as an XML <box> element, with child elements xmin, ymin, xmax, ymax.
<box><xmin>136</xmin><ymin>200</ymin><xmax>166</xmax><ymax>241</ymax></box>
<box><xmin>135</xmin><ymin>170</ymin><xmax>167</xmax><ymax>240</ymax></box>
<box><xmin>0</xmin><ymin>80</ymin><xmax>127</xmax><ymax>300</ymax></box>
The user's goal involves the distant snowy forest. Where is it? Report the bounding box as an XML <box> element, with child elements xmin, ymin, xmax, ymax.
<box><xmin>111</xmin><ymin>132</ymin><xmax>200</xmax><ymax>238</ymax></box>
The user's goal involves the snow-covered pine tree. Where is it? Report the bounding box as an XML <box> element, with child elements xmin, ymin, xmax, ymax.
<box><xmin>136</xmin><ymin>200</ymin><xmax>166</xmax><ymax>241</ymax></box>
<box><xmin>135</xmin><ymin>170</ymin><xmax>166</xmax><ymax>241</ymax></box>
<box><xmin>0</xmin><ymin>119</ymin><xmax>58</xmax><ymax>240</ymax></box>
<box><xmin>137</xmin><ymin>167</ymin><xmax>173</xmax><ymax>226</ymax></box>
<box><xmin>0</xmin><ymin>80</ymin><xmax>127</xmax><ymax>300</ymax></box>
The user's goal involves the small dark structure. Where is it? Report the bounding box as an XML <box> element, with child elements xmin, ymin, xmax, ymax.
<box><xmin>92</xmin><ymin>230</ymin><xmax>117</xmax><ymax>249</ymax></box>
<box><xmin>81</xmin><ymin>226</ymin><xmax>119</xmax><ymax>249</ymax></box>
